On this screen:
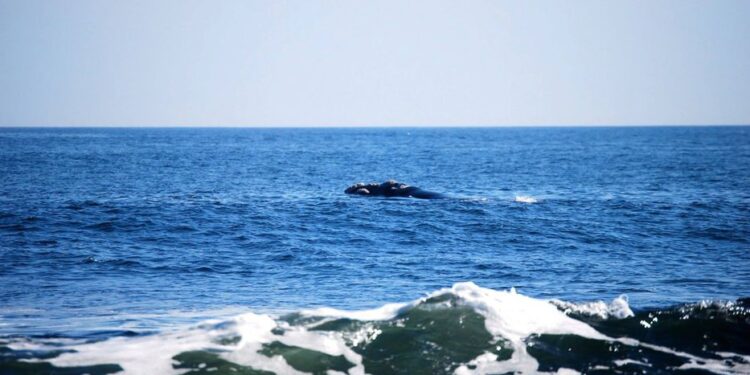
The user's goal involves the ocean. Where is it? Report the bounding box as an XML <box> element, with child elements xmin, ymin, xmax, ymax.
<box><xmin>1</xmin><ymin>127</ymin><xmax>749</xmax><ymax>374</ymax></box>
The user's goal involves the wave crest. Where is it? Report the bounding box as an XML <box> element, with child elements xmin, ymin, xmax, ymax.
<box><xmin>550</xmin><ymin>294</ymin><xmax>634</xmax><ymax>320</ymax></box>
<box><xmin>3</xmin><ymin>283</ymin><xmax>749</xmax><ymax>374</ymax></box>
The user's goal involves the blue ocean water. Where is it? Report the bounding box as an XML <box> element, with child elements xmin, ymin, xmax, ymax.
<box><xmin>1</xmin><ymin>127</ymin><xmax>749</xmax><ymax>374</ymax></box>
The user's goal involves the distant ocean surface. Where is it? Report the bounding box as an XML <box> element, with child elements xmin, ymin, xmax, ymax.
<box><xmin>1</xmin><ymin>127</ymin><xmax>749</xmax><ymax>374</ymax></box>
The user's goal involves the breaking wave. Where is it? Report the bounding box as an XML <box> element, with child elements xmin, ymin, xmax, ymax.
<box><xmin>1</xmin><ymin>283</ymin><xmax>748</xmax><ymax>374</ymax></box>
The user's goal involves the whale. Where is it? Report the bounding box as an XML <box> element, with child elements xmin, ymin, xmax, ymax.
<box><xmin>345</xmin><ymin>180</ymin><xmax>444</xmax><ymax>199</ymax></box>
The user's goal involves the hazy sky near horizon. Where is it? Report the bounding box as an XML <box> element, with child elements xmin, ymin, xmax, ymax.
<box><xmin>1</xmin><ymin>1</ymin><xmax>749</xmax><ymax>126</ymax></box>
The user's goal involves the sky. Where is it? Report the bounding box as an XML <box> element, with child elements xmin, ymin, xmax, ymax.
<box><xmin>0</xmin><ymin>0</ymin><xmax>749</xmax><ymax>126</ymax></box>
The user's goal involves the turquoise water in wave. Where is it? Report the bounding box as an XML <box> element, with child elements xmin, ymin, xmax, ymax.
<box><xmin>1</xmin><ymin>127</ymin><xmax>749</xmax><ymax>374</ymax></box>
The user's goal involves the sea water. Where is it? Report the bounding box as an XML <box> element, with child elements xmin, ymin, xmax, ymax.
<box><xmin>1</xmin><ymin>127</ymin><xmax>748</xmax><ymax>374</ymax></box>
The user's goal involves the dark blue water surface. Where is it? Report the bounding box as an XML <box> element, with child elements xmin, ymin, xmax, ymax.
<box><xmin>1</xmin><ymin>127</ymin><xmax>749</xmax><ymax>334</ymax></box>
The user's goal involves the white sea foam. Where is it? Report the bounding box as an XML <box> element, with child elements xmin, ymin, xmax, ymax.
<box><xmin>441</xmin><ymin>283</ymin><xmax>606</xmax><ymax>374</ymax></box>
<box><xmin>12</xmin><ymin>282</ymin><xmax>747</xmax><ymax>375</ymax></box>
<box><xmin>442</xmin><ymin>283</ymin><xmax>607</xmax><ymax>342</ymax></box>
<box><xmin>514</xmin><ymin>195</ymin><xmax>538</xmax><ymax>204</ymax></box>
<box><xmin>301</xmin><ymin>302</ymin><xmax>411</xmax><ymax>321</ymax></box>
<box><xmin>614</xmin><ymin>358</ymin><xmax>651</xmax><ymax>367</ymax></box>
<box><xmin>550</xmin><ymin>294</ymin><xmax>634</xmax><ymax>319</ymax></box>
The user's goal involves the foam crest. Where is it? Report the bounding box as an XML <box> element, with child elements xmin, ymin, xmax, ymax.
<box><xmin>438</xmin><ymin>282</ymin><xmax>607</xmax><ymax>341</ymax></box>
<box><xmin>300</xmin><ymin>302</ymin><xmax>411</xmax><ymax>321</ymax></box>
<box><xmin>550</xmin><ymin>294</ymin><xmax>635</xmax><ymax>319</ymax></box>
<box><xmin>514</xmin><ymin>195</ymin><xmax>538</xmax><ymax>204</ymax></box>
<box><xmin>433</xmin><ymin>282</ymin><xmax>606</xmax><ymax>374</ymax></box>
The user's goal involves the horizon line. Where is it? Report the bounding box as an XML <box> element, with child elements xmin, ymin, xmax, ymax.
<box><xmin>1</xmin><ymin>124</ymin><xmax>749</xmax><ymax>129</ymax></box>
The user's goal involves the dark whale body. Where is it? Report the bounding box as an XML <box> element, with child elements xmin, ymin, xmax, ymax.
<box><xmin>345</xmin><ymin>180</ymin><xmax>444</xmax><ymax>199</ymax></box>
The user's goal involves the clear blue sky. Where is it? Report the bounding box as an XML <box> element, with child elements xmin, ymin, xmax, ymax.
<box><xmin>1</xmin><ymin>0</ymin><xmax>748</xmax><ymax>126</ymax></box>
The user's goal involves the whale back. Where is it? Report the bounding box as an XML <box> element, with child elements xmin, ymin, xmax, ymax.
<box><xmin>344</xmin><ymin>181</ymin><xmax>442</xmax><ymax>199</ymax></box>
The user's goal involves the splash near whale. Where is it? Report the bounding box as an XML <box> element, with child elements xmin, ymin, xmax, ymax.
<box><xmin>345</xmin><ymin>180</ymin><xmax>444</xmax><ymax>199</ymax></box>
